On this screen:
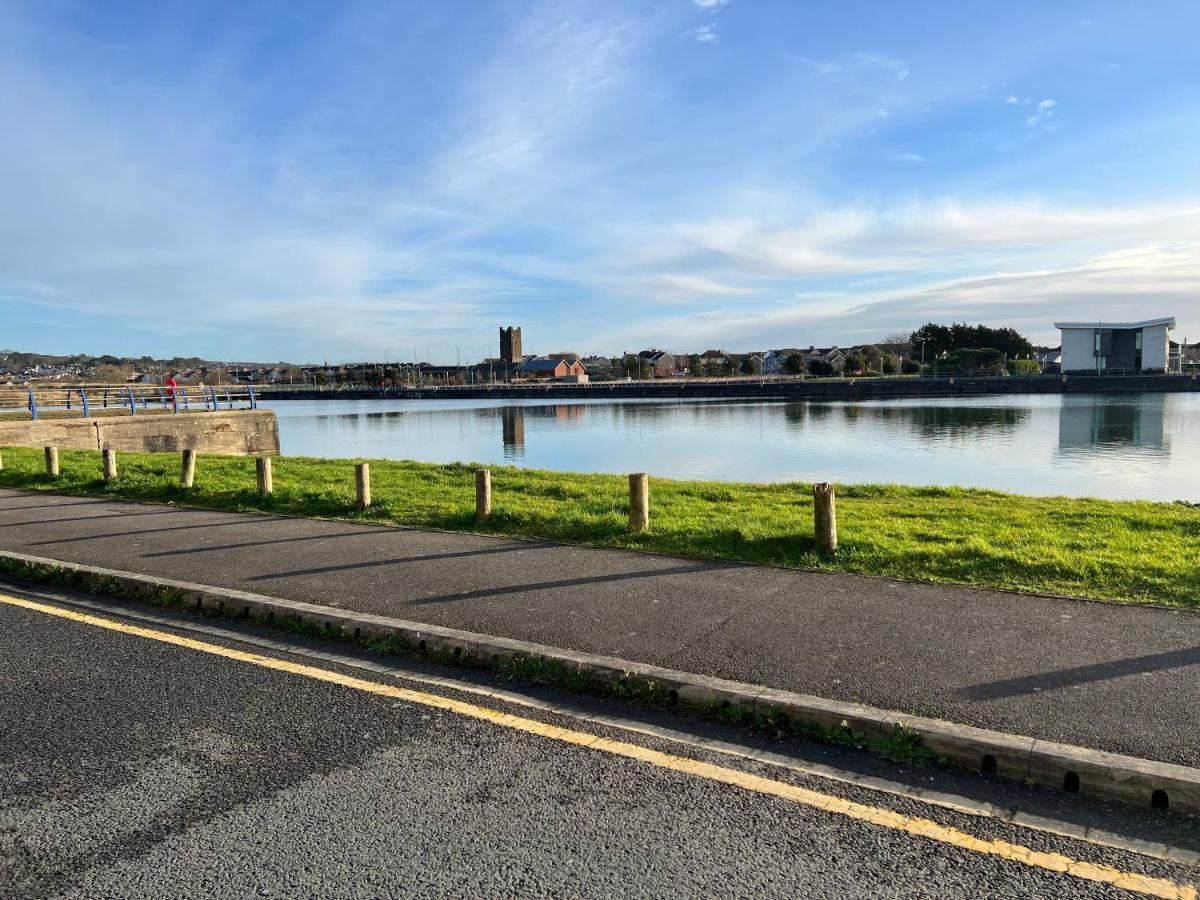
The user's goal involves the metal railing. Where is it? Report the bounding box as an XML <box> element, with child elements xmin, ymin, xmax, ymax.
<box><xmin>0</xmin><ymin>384</ymin><xmax>258</xmax><ymax>420</ymax></box>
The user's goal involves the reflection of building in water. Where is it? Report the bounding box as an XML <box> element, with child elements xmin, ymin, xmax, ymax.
<box><xmin>501</xmin><ymin>406</ymin><xmax>525</xmax><ymax>457</ymax></box>
<box><xmin>1058</xmin><ymin>397</ymin><xmax>1167</xmax><ymax>453</ymax></box>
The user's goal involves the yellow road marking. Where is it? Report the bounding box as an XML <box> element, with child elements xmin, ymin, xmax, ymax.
<box><xmin>2</xmin><ymin>591</ymin><xmax>1195</xmax><ymax>900</ymax></box>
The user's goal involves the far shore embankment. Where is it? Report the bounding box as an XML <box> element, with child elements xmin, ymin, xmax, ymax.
<box><xmin>256</xmin><ymin>372</ymin><xmax>1199</xmax><ymax>402</ymax></box>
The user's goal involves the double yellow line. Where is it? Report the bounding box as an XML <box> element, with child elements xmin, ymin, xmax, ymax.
<box><xmin>2</xmin><ymin>591</ymin><xmax>1194</xmax><ymax>900</ymax></box>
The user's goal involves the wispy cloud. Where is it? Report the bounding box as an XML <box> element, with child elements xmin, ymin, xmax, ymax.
<box><xmin>691</xmin><ymin>0</ymin><xmax>729</xmax><ymax>8</ymax></box>
<box><xmin>1024</xmin><ymin>98</ymin><xmax>1057</xmax><ymax>126</ymax></box>
<box><xmin>688</xmin><ymin>24</ymin><xmax>719</xmax><ymax>43</ymax></box>
<box><xmin>887</xmin><ymin>152</ymin><xmax>926</xmax><ymax>163</ymax></box>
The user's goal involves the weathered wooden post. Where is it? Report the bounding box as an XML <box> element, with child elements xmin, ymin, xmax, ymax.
<box><xmin>813</xmin><ymin>482</ymin><xmax>837</xmax><ymax>553</ymax></box>
<box><xmin>475</xmin><ymin>469</ymin><xmax>492</xmax><ymax>522</ymax></box>
<box><xmin>180</xmin><ymin>449</ymin><xmax>197</xmax><ymax>489</ymax></box>
<box><xmin>44</xmin><ymin>446</ymin><xmax>59</xmax><ymax>478</ymax></box>
<box><xmin>628</xmin><ymin>472</ymin><xmax>649</xmax><ymax>532</ymax></box>
<box><xmin>355</xmin><ymin>462</ymin><xmax>371</xmax><ymax>509</ymax></box>
<box><xmin>102</xmin><ymin>447</ymin><xmax>117</xmax><ymax>481</ymax></box>
<box><xmin>256</xmin><ymin>457</ymin><xmax>273</xmax><ymax>495</ymax></box>
<box><xmin>0</xmin><ymin>449</ymin><xmax>4</xmax><ymax>471</ymax></box>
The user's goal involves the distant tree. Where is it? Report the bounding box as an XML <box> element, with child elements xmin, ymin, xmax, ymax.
<box><xmin>739</xmin><ymin>357</ymin><xmax>756</xmax><ymax>375</ymax></box>
<box><xmin>910</xmin><ymin>322</ymin><xmax>1033</xmax><ymax>359</ymax></box>
<box><xmin>881</xmin><ymin>354</ymin><xmax>900</xmax><ymax>375</ymax></box>
<box><xmin>807</xmin><ymin>358</ymin><xmax>834</xmax><ymax>377</ymax></box>
<box><xmin>783</xmin><ymin>354</ymin><xmax>805</xmax><ymax>375</ymax></box>
<box><xmin>843</xmin><ymin>354</ymin><xmax>866</xmax><ymax>375</ymax></box>
<box><xmin>628</xmin><ymin>356</ymin><xmax>652</xmax><ymax>379</ymax></box>
<box><xmin>901</xmin><ymin>358</ymin><xmax>922</xmax><ymax>375</ymax></box>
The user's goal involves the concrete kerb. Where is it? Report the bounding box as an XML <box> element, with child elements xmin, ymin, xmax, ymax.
<box><xmin>2</xmin><ymin>546</ymin><xmax>1198</xmax><ymax>816</ymax></box>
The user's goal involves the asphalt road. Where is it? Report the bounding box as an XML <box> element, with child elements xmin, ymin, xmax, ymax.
<box><xmin>1</xmin><ymin>488</ymin><xmax>1199</xmax><ymax>770</ymax></box>
<box><xmin>2</xmin><ymin>583</ymin><xmax>1197</xmax><ymax>899</ymax></box>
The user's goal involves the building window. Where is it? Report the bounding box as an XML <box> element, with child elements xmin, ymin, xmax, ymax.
<box><xmin>1135</xmin><ymin>330</ymin><xmax>1143</xmax><ymax>350</ymax></box>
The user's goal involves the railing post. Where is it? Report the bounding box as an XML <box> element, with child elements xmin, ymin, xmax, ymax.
<box><xmin>127</xmin><ymin>387</ymin><xmax>137</xmax><ymax>416</ymax></box>
<box><xmin>180</xmin><ymin>449</ymin><xmax>197</xmax><ymax>488</ymax></box>
<box><xmin>44</xmin><ymin>446</ymin><xmax>59</xmax><ymax>478</ymax></box>
<box><xmin>66</xmin><ymin>390</ymin><xmax>72</xmax><ymax>411</ymax></box>
<box><xmin>355</xmin><ymin>463</ymin><xmax>371</xmax><ymax>509</ymax></box>
<box><xmin>80</xmin><ymin>388</ymin><xmax>90</xmax><ymax>419</ymax></box>
<box><xmin>247</xmin><ymin>385</ymin><xmax>257</xmax><ymax>409</ymax></box>
<box><xmin>102</xmin><ymin>447</ymin><xmax>117</xmax><ymax>481</ymax></box>
<box><xmin>628</xmin><ymin>472</ymin><xmax>649</xmax><ymax>532</ymax></box>
<box><xmin>172</xmin><ymin>389</ymin><xmax>179</xmax><ymax>414</ymax></box>
<box><xmin>256</xmin><ymin>457</ymin><xmax>273</xmax><ymax>495</ymax></box>
<box><xmin>475</xmin><ymin>469</ymin><xmax>492</xmax><ymax>522</ymax></box>
<box><xmin>813</xmin><ymin>482</ymin><xmax>837</xmax><ymax>554</ymax></box>
<box><xmin>28</xmin><ymin>388</ymin><xmax>38</xmax><ymax>421</ymax></box>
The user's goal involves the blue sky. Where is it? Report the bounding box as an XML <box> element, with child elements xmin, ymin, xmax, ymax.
<box><xmin>1</xmin><ymin>0</ymin><xmax>1198</xmax><ymax>363</ymax></box>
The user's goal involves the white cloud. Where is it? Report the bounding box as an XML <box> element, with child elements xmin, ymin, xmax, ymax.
<box><xmin>691</xmin><ymin>0</ymin><xmax>729</xmax><ymax>8</ymax></box>
<box><xmin>887</xmin><ymin>152</ymin><xmax>926</xmax><ymax>163</ymax></box>
<box><xmin>689</xmin><ymin>24</ymin><xmax>719</xmax><ymax>43</ymax></box>
<box><xmin>1004</xmin><ymin>95</ymin><xmax>1019</xmax><ymax>104</ymax></box>
<box><xmin>1024</xmin><ymin>98</ymin><xmax>1057</xmax><ymax>126</ymax></box>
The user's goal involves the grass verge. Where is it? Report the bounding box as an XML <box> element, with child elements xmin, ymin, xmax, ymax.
<box><xmin>0</xmin><ymin>555</ymin><xmax>939</xmax><ymax>766</ymax></box>
<box><xmin>0</xmin><ymin>445</ymin><xmax>1197</xmax><ymax>607</ymax></box>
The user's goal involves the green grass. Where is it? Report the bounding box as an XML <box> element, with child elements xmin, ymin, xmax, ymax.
<box><xmin>1</xmin><ymin>445</ymin><xmax>1197</xmax><ymax>608</ymax></box>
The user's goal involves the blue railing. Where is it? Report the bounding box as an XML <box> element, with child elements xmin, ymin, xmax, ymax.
<box><xmin>1</xmin><ymin>384</ymin><xmax>258</xmax><ymax>420</ymax></box>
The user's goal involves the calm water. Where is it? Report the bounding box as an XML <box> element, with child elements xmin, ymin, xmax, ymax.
<box><xmin>261</xmin><ymin>393</ymin><xmax>1200</xmax><ymax>501</ymax></box>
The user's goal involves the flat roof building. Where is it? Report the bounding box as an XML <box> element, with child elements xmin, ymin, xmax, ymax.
<box><xmin>1055</xmin><ymin>317</ymin><xmax>1175</xmax><ymax>373</ymax></box>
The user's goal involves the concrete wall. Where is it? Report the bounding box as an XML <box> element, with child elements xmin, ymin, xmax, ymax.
<box><xmin>1060</xmin><ymin>327</ymin><xmax>1096</xmax><ymax>372</ymax></box>
<box><xmin>1143</xmin><ymin>323</ymin><xmax>1171</xmax><ymax>371</ymax></box>
<box><xmin>0</xmin><ymin>410</ymin><xmax>279</xmax><ymax>456</ymax></box>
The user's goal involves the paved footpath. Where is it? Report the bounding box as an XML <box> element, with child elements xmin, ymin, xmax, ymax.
<box><xmin>1</xmin><ymin>487</ymin><xmax>1198</xmax><ymax>768</ymax></box>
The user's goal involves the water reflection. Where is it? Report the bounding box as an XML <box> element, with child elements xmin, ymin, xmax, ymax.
<box><xmin>1058</xmin><ymin>396</ymin><xmax>1167</xmax><ymax>454</ymax></box>
<box><xmin>263</xmin><ymin>393</ymin><xmax>1200</xmax><ymax>501</ymax></box>
<box><xmin>501</xmin><ymin>406</ymin><xmax>525</xmax><ymax>458</ymax></box>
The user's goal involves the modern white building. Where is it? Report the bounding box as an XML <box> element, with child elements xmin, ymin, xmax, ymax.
<box><xmin>1055</xmin><ymin>317</ymin><xmax>1176</xmax><ymax>373</ymax></box>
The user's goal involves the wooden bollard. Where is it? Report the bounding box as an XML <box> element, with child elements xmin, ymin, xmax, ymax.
<box><xmin>256</xmin><ymin>457</ymin><xmax>273</xmax><ymax>495</ymax></box>
<box><xmin>813</xmin><ymin>482</ymin><xmax>837</xmax><ymax>553</ymax></box>
<box><xmin>0</xmin><ymin>449</ymin><xmax>4</xmax><ymax>471</ymax></box>
<box><xmin>44</xmin><ymin>446</ymin><xmax>59</xmax><ymax>478</ymax></box>
<box><xmin>180</xmin><ymin>449</ymin><xmax>197</xmax><ymax>489</ymax></box>
<box><xmin>355</xmin><ymin>462</ymin><xmax>371</xmax><ymax>509</ymax></box>
<box><xmin>102</xmin><ymin>447</ymin><xmax>117</xmax><ymax>481</ymax></box>
<box><xmin>475</xmin><ymin>469</ymin><xmax>492</xmax><ymax>522</ymax></box>
<box><xmin>628</xmin><ymin>472</ymin><xmax>649</xmax><ymax>532</ymax></box>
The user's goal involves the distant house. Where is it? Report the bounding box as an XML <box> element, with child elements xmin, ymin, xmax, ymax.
<box><xmin>801</xmin><ymin>346</ymin><xmax>846</xmax><ymax>373</ymax></box>
<box><xmin>1056</xmin><ymin>318</ymin><xmax>1175</xmax><ymax>373</ymax></box>
<box><xmin>762</xmin><ymin>349</ymin><xmax>803</xmax><ymax>375</ymax></box>
<box><xmin>516</xmin><ymin>357</ymin><xmax>588</xmax><ymax>381</ymax></box>
<box><xmin>580</xmin><ymin>356</ymin><xmax>613</xmax><ymax>376</ymax></box>
<box><xmin>636</xmin><ymin>349</ymin><xmax>678</xmax><ymax>376</ymax></box>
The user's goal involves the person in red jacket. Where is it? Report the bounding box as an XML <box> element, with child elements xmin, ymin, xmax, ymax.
<box><xmin>165</xmin><ymin>373</ymin><xmax>179</xmax><ymax>409</ymax></box>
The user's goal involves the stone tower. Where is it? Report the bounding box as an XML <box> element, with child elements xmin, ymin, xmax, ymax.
<box><xmin>500</xmin><ymin>326</ymin><xmax>523</xmax><ymax>364</ymax></box>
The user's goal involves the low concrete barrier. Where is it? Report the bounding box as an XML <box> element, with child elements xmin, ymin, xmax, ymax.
<box><xmin>0</xmin><ymin>410</ymin><xmax>280</xmax><ymax>457</ymax></box>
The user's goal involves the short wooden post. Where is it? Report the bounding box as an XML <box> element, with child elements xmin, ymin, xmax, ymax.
<box><xmin>355</xmin><ymin>462</ymin><xmax>371</xmax><ymax>509</ymax></box>
<box><xmin>813</xmin><ymin>482</ymin><xmax>837</xmax><ymax>553</ymax></box>
<box><xmin>102</xmin><ymin>447</ymin><xmax>117</xmax><ymax>481</ymax></box>
<box><xmin>475</xmin><ymin>468</ymin><xmax>492</xmax><ymax>522</ymax></box>
<box><xmin>256</xmin><ymin>457</ymin><xmax>273</xmax><ymax>495</ymax></box>
<box><xmin>180</xmin><ymin>449</ymin><xmax>197</xmax><ymax>489</ymax></box>
<box><xmin>44</xmin><ymin>446</ymin><xmax>59</xmax><ymax>478</ymax></box>
<box><xmin>628</xmin><ymin>472</ymin><xmax>649</xmax><ymax>532</ymax></box>
<box><xmin>0</xmin><ymin>449</ymin><xmax>4</xmax><ymax>471</ymax></box>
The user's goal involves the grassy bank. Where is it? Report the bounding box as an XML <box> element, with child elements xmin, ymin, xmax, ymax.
<box><xmin>0</xmin><ymin>446</ymin><xmax>1196</xmax><ymax>607</ymax></box>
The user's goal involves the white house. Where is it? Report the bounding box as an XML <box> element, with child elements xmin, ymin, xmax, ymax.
<box><xmin>1055</xmin><ymin>317</ymin><xmax>1175</xmax><ymax>373</ymax></box>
